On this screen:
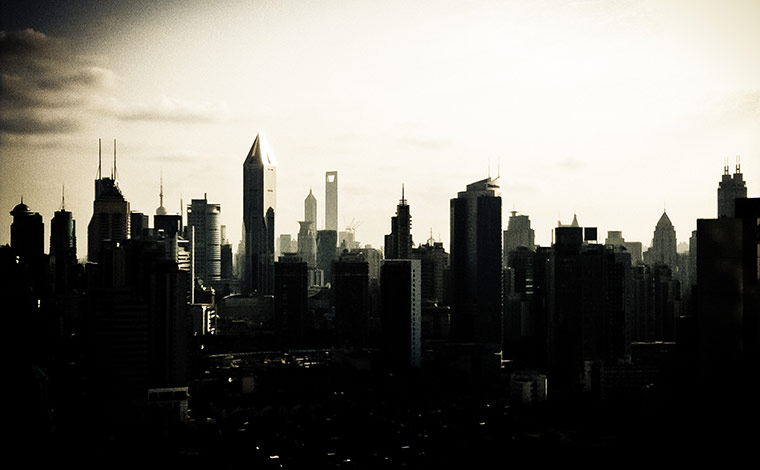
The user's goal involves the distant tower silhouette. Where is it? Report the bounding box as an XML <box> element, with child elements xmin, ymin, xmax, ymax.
<box><xmin>718</xmin><ymin>157</ymin><xmax>747</xmax><ymax>218</ymax></box>
<box><xmin>384</xmin><ymin>185</ymin><xmax>412</xmax><ymax>260</ymax></box>
<box><xmin>503</xmin><ymin>210</ymin><xmax>535</xmax><ymax>268</ymax></box>
<box><xmin>243</xmin><ymin>131</ymin><xmax>277</xmax><ymax>294</ymax></box>
<box><xmin>305</xmin><ymin>188</ymin><xmax>317</xmax><ymax>228</ymax></box>
<box><xmin>644</xmin><ymin>211</ymin><xmax>678</xmax><ymax>269</ymax></box>
<box><xmin>325</xmin><ymin>171</ymin><xmax>338</xmax><ymax>232</ymax></box>
<box><xmin>87</xmin><ymin>139</ymin><xmax>130</xmax><ymax>262</ymax></box>
<box><xmin>156</xmin><ymin>173</ymin><xmax>168</xmax><ymax>216</ymax></box>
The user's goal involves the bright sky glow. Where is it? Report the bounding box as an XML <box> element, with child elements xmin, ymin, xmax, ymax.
<box><xmin>1</xmin><ymin>0</ymin><xmax>758</xmax><ymax>256</ymax></box>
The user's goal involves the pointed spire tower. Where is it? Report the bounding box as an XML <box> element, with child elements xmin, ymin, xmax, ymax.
<box><xmin>243</xmin><ymin>130</ymin><xmax>277</xmax><ymax>294</ymax></box>
<box><xmin>156</xmin><ymin>172</ymin><xmax>168</xmax><ymax>215</ymax></box>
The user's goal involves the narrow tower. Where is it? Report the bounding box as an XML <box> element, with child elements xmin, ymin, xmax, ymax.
<box><xmin>243</xmin><ymin>131</ymin><xmax>277</xmax><ymax>294</ymax></box>
<box><xmin>325</xmin><ymin>171</ymin><xmax>338</xmax><ymax>232</ymax></box>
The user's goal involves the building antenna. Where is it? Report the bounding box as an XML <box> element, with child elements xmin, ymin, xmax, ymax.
<box><xmin>401</xmin><ymin>184</ymin><xmax>406</xmax><ymax>205</ymax></box>
<box><xmin>736</xmin><ymin>155</ymin><xmax>741</xmax><ymax>173</ymax></box>
<box><xmin>61</xmin><ymin>185</ymin><xmax>65</xmax><ymax>210</ymax></box>
<box><xmin>112</xmin><ymin>139</ymin><xmax>117</xmax><ymax>181</ymax></box>
<box><xmin>98</xmin><ymin>138</ymin><xmax>102</xmax><ymax>179</ymax></box>
<box><xmin>159</xmin><ymin>170</ymin><xmax>164</xmax><ymax>208</ymax></box>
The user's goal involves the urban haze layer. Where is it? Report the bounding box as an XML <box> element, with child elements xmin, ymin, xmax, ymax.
<box><xmin>8</xmin><ymin>130</ymin><xmax>758</xmax><ymax>465</ymax></box>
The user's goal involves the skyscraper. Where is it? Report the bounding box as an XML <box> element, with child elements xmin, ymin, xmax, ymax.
<box><xmin>717</xmin><ymin>158</ymin><xmax>747</xmax><ymax>218</ymax></box>
<box><xmin>243</xmin><ymin>131</ymin><xmax>277</xmax><ymax>294</ymax></box>
<box><xmin>87</xmin><ymin>139</ymin><xmax>130</xmax><ymax>263</ymax></box>
<box><xmin>381</xmin><ymin>259</ymin><xmax>422</xmax><ymax>369</ymax></box>
<box><xmin>643</xmin><ymin>211</ymin><xmax>678</xmax><ymax>269</ymax></box>
<box><xmin>50</xmin><ymin>195</ymin><xmax>77</xmax><ymax>294</ymax></box>
<box><xmin>305</xmin><ymin>188</ymin><xmax>317</xmax><ymax>228</ymax></box>
<box><xmin>449</xmin><ymin>177</ymin><xmax>502</xmax><ymax>347</ymax></box>
<box><xmin>187</xmin><ymin>196</ymin><xmax>221</xmax><ymax>284</ymax></box>
<box><xmin>503</xmin><ymin>211</ymin><xmax>535</xmax><ymax>267</ymax></box>
<box><xmin>297</xmin><ymin>220</ymin><xmax>317</xmax><ymax>267</ymax></box>
<box><xmin>384</xmin><ymin>186</ymin><xmax>412</xmax><ymax>260</ymax></box>
<box><xmin>325</xmin><ymin>171</ymin><xmax>338</xmax><ymax>232</ymax></box>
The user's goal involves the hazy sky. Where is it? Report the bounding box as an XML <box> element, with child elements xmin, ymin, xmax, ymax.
<box><xmin>1</xmin><ymin>0</ymin><xmax>758</xmax><ymax>256</ymax></box>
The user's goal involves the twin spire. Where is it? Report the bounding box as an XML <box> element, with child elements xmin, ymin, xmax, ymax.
<box><xmin>97</xmin><ymin>138</ymin><xmax>119</xmax><ymax>181</ymax></box>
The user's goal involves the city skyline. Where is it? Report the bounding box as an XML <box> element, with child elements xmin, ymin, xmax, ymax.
<box><xmin>2</xmin><ymin>0</ymin><xmax>760</xmax><ymax>253</ymax></box>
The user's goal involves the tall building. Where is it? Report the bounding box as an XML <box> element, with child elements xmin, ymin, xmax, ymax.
<box><xmin>243</xmin><ymin>131</ymin><xmax>277</xmax><ymax>294</ymax></box>
<box><xmin>503</xmin><ymin>211</ymin><xmax>535</xmax><ymax>267</ymax></box>
<box><xmin>187</xmin><ymin>196</ymin><xmax>221</xmax><ymax>284</ymax></box>
<box><xmin>547</xmin><ymin>226</ymin><xmax>631</xmax><ymax>391</ymax></box>
<box><xmin>305</xmin><ymin>189</ymin><xmax>317</xmax><ymax>228</ymax></box>
<box><xmin>316</xmin><ymin>229</ymin><xmax>337</xmax><ymax>284</ymax></box>
<box><xmin>50</xmin><ymin>198</ymin><xmax>77</xmax><ymax>294</ymax></box>
<box><xmin>297</xmin><ymin>220</ymin><xmax>317</xmax><ymax>267</ymax></box>
<box><xmin>334</xmin><ymin>251</ymin><xmax>370</xmax><ymax>348</ymax></box>
<box><xmin>411</xmin><ymin>239</ymin><xmax>448</xmax><ymax>304</ymax></box>
<box><xmin>384</xmin><ymin>186</ymin><xmax>412</xmax><ymax>260</ymax></box>
<box><xmin>10</xmin><ymin>199</ymin><xmax>44</xmax><ymax>262</ymax></box>
<box><xmin>325</xmin><ymin>171</ymin><xmax>338</xmax><ymax>232</ymax></box>
<box><xmin>694</xmin><ymin>197</ymin><xmax>759</xmax><ymax>385</ymax></box>
<box><xmin>87</xmin><ymin>139</ymin><xmax>130</xmax><ymax>262</ymax></box>
<box><xmin>717</xmin><ymin>159</ymin><xmax>747</xmax><ymax>218</ymax></box>
<box><xmin>449</xmin><ymin>177</ymin><xmax>502</xmax><ymax>347</ymax></box>
<box><xmin>274</xmin><ymin>253</ymin><xmax>309</xmax><ymax>349</ymax></box>
<box><xmin>220</xmin><ymin>225</ymin><xmax>233</xmax><ymax>281</ymax></box>
<box><xmin>381</xmin><ymin>259</ymin><xmax>422</xmax><ymax>369</ymax></box>
<box><xmin>643</xmin><ymin>211</ymin><xmax>678</xmax><ymax>269</ymax></box>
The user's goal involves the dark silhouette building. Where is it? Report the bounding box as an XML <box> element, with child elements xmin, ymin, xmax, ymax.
<box><xmin>10</xmin><ymin>198</ymin><xmax>44</xmax><ymax>263</ymax></box>
<box><xmin>449</xmin><ymin>177</ymin><xmax>502</xmax><ymax>348</ymax></box>
<box><xmin>694</xmin><ymin>197</ymin><xmax>759</xmax><ymax>386</ymax></box>
<box><xmin>243</xmin><ymin>131</ymin><xmax>277</xmax><ymax>294</ymax></box>
<box><xmin>381</xmin><ymin>259</ymin><xmax>422</xmax><ymax>369</ymax></box>
<box><xmin>547</xmin><ymin>226</ymin><xmax>631</xmax><ymax>392</ymax></box>
<box><xmin>333</xmin><ymin>251</ymin><xmax>370</xmax><ymax>348</ymax></box>
<box><xmin>274</xmin><ymin>253</ymin><xmax>310</xmax><ymax>349</ymax></box>
<box><xmin>384</xmin><ymin>186</ymin><xmax>412</xmax><ymax>260</ymax></box>
<box><xmin>316</xmin><ymin>229</ymin><xmax>337</xmax><ymax>284</ymax></box>
<box><xmin>87</xmin><ymin>140</ymin><xmax>130</xmax><ymax>263</ymax></box>
<box><xmin>411</xmin><ymin>238</ymin><xmax>448</xmax><ymax>305</ymax></box>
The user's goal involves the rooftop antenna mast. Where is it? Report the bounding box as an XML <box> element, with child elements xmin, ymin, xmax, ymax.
<box><xmin>159</xmin><ymin>170</ymin><xmax>164</xmax><ymax>208</ymax></box>
<box><xmin>736</xmin><ymin>155</ymin><xmax>741</xmax><ymax>173</ymax></box>
<box><xmin>61</xmin><ymin>185</ymin><xmax>65</xmax><ymax>210</ymax></box>
<box><xmin>401</xmin><ymin>184</ymin><xmax>406</xmax><ymax>205</ymax></box>
<box><xmin>112</xmin><ymin>139</ymin><xmax>118</xmax><ymax>181</ymax></box>
<box><xmin>98</xmin><ymin>138</ymin><xmax>102</xmax><ymax>179</ymax></box>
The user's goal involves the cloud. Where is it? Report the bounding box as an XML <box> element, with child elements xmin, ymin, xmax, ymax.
<box><xmin>557</xmin><ymin>157</ymin><xmax>584</xmax><ymax>170</ymax></box>
<box><xmin>0</xmin><ymin>29</ymin><xmax>117</xmax><ymax>135</ymax></box>
<box><xmin>398</xmin><ymin>135</ymin><xmax>452</xmax><ymax>150</ymax></box>
<box><xmin>108</xmin><ymin>95</ymin><xmax>231</xmax><ymax>123</ymax></box>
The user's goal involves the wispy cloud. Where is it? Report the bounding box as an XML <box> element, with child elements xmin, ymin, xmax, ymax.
<box><xmin>557</xmin><ymin>156</ymin><xmax>584</xmax><ymax>170</ymax></box>
<box><xmin>106</xmin><ymin>95</ymin><xmax>231</xmax><ymax>123</ymax></box>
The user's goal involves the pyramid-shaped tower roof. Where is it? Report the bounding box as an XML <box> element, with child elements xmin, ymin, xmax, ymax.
<box><xmin>246</xmin><ymin>131</ymin><xmax>278</xmax><ymax>167</ymax></box>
